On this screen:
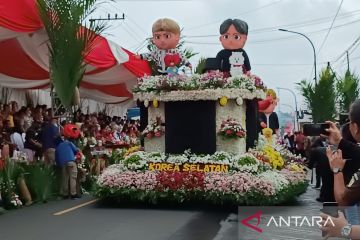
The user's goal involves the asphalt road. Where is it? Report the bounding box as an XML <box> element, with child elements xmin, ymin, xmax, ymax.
<box><xmin>0</xmin><ymin>195</ymin><xmax>235</xmax><ymax>240</ymax></box>
<box><xmin>0</xmin><ymin>183</ymin><xmax>323</xmax><ymax>240</ymax></box>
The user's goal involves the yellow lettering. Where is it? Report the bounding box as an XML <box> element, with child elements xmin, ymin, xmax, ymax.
<box><xmin>190</xmin><ymin>164</ymin><xmax>197</xmax><ymax>172</ymax></box>
<box><xmin>221</xmin><ymin>165</ymin><xmax>229</xmax><ymax>172</ymax></box>
<box><xmin>215</xmin><ymin>165</ymin><xmax>221</xmax><ymax>172</ymax></box>
<box><xmin>183</xmin><ymin>163</ymin><xmax>190</xmax><ymax>171</ymax></box>
<box><xmin>209</xmin><ymin>165</ymin><xmax>216</xmax><ymax>172</ymax></box>
<box><xmin>168</xmin><ymin>164</ymin><xmax>173</xmax><ymax>171</ymax></box>
<box><xmin>174</xmin><ymin>165</ymin><xmax>180</xmax><ymax>171</ymax></box>
<box><xmin>196</xmin><ymin>164</ymin><xmax>203</xmax><ymax>172</ymax></box>
<box><xmin>149</xmin><ymin>163</ymin><xmax>155</xmax><ymax>171</ymax></box>
<box><xmin>204</xmin><ymin>165</ymin><xmax>210</xmax><ymax>173</ymax></box>
<box><xmin>155</xmin><ymin>163</ymin><xmax>161</xmax><ymax>171</ymax></box>
<box><xmin>161</xmin><ymin>163</ymin><xmax>168</xmax><ymax>171</ymax></box>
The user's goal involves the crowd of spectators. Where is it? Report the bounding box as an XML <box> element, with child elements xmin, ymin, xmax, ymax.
<box><xmin>0</xmin><ymin>101</ymin><xmax>140</xmax><ymax>163</ymax></box>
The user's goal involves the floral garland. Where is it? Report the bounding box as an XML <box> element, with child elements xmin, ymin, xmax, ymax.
<box><xmin>133</xmin><ymin>71</ymin><xmax>266</xmax><ymax>93</ymax></box>
<box><xmin>134</xmin><ymin>88</ymin><xmax>266</xmax><ymax>102</ymax></box>
<box><xmin>219</xmin><ymin>118</ymin><xmax>246</xmax><ymax>139</ymax></box>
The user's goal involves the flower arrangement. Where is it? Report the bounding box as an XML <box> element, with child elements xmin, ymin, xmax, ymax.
<box><xmin>133</xmin><ymin>71</ymin><xmax>266</xmax><ymax>93</ymax></box>
<box><xmin>262</xmin><ymin>145</ymin><xmax>285</xmax><ymax>169</ymax></box>
<box><xmin>142</xmin><ymin>118</ymin><xmax>164</xmax><ymax>138</ymax></box>
<box><xmin>219</xmin><ymin>118</ymin><xmax>246</xmax><ymax>139</ymax></box>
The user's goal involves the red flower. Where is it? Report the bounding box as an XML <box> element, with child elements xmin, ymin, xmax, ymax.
<box><xmin>147</xmin><ymin>133</ymin><xmax>153</xmax><ymax>138</ymax></box>
<box><xmin>236</xmin><ymin>131</ymin><xmax>244</xmax><ymax>137</ymax></box>
<box><xmin>226</xmin><ymin>130</ymin><xmax>233</xmax><ymax>135</ymax></box>
<box><xmin>155</xmin><ymin>132</ymin><xmax>162</xmax><ymax>137</ymax></box>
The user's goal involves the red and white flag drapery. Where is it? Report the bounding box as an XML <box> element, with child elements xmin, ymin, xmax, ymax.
<box><xmin>0</xmin><ymin>0</ymin><xmax>151</xmax><ymax>103</ymax></box>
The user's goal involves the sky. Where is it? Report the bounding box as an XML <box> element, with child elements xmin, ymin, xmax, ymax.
<box><xmin>92</xmin><ymin>0</ymin><xmax>360</xmax><ymax>113</ymax></box>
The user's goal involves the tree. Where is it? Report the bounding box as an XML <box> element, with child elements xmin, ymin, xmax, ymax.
<box><xmin>37</xmin><ymin>0</ymin><xmax>106</xmax><ymax>107</ymax></box>
<box><xmin>297</xmin><ymin>68</ymin><xmax>336</xmax><ymax>123</ymax></box>
<box><xmin>337</xmin><ymin>70</ymin><xmax>359</xmax><ymax>113</ymax></box>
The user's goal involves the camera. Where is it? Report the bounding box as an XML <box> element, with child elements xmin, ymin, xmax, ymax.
<box><xmin>303</xmin><ymin>123</ymin><xmax>330</xmax><ymax>136</ymax></box>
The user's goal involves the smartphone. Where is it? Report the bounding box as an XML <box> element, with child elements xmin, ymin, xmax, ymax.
<box><xmin>321</xmin><ymin>202</ymin><xmax>339</xmax><ymax>218</ymax></box>
<box><xmin>303</xmin><ymin>123</ymin><xmax>330</xmax><ymax>136</ymax></box>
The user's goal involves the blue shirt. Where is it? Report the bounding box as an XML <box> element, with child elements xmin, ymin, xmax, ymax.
<box><xmin>55</xmin><ymin>140</ymin><xmax>78</xmax><ymax>167</ymax></box>
<box><xmin>42</xmin><ymin>123</ymin><xmax>60</xmax><ymax>150</ymax></box>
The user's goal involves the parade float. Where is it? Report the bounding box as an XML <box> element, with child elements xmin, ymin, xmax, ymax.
<box><xmin>95</xmin><ymin>18</ymin><xmax>308</xmax><ymax>206</ymax></box>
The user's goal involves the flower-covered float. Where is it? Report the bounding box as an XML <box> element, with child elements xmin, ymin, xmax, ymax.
<box><xmin>95</xmin><ymin>71</ymin><xmax>308</xmax><ymax>205</ymax></box>
<box><xmin>95</xmin><ymin>18</ymin><xmax>308</xmax><ymax>206</ymax></box>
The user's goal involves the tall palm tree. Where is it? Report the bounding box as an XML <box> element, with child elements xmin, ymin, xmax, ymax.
<box><xmin>337</xmin><ymin>70</ymin><xmax>359</xmax><ymax>113</ymax></box>
<box><xmin>37</xmin><ymin>0</ymin><xmax>106</xmax><ymax>107</ymax></box>
<box><xmin>297</xmin><ymin>68</ymin><xmax>336</xmax><ymax>123</ymax></box>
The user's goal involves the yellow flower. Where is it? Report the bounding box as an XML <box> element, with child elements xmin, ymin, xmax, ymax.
<box><xmin>219</xmin><ymin>96</ymin><xmax>228</xmax><ymax>106</ymax></box>
<box><xmin>153</xmin><ymin>99</ymin><xmax>159</xmax><ymax>108</ymax></box>
<box><xmin>125</xmin><ymin>146</ymin><xmax>141</xmax><ymax>156</ymax></box>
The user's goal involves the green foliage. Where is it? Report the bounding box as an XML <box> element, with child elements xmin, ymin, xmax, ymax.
<box><xmin>24</xmin><ymin>164</ymin><xmax>57</xmax><ymax>202</ymax></box>
<box><xmin>194</xmin><ymin>57</ymin><xmax>206</xmax><ymax>74</ymax></box>
<box><xmin>0</xmin><ymin>159</ymin><xmax>24</xmax><ymax>208</ymax></box>
<box><xmin>337</xmin><ymin>70</ymin><xmax>359</xmax><ymax>113</ymax></box>
<box><xmin>109</xmin><ymin>149</ymin><xmax>126</xmax><ymax>165</ymax></box>
<box><xmin>297</xmin><ymin>68</ymin><xmax>336</xmax><ymax>122</ymax></box>
<box><xmin>237</xmin><ymin>156</ymin><xmax>257</xmax><ymax>166</ymax></box>
<box><xmin>124</xmin><ymin>154</ymin><xmax>142</xmax><ymax>165</ymax></box>
<box><xmin>37</xmin><ymin>0</ymin><xmax>106</xmax><ymax>107</ymax></box>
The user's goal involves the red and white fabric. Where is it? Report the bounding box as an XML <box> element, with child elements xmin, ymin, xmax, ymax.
<box><xmin>0</xmin><ymin>0</ymin><xmax>151</xmax><ymax>103</ymax></box>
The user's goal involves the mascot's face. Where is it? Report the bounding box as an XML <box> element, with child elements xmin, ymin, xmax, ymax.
<box><xmin>152</xmin><ymin>31</ymin><xmax>180</xmax><ymax>50</ymax></box>
<box><xmin>220</xmin><ymin>25</ymin><xmax>247</xmax><ymax>50</ymax></box>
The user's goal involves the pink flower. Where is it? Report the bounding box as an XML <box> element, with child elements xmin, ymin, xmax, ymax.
<box><xmin>155</xmin><ymin>132</ymin><xmax>162</xmax><ymax>137</ymax></box>
<box><xmin>226</xmin><ymin>130</ymin><xmax>233</xmax><ymax>135</ymax></box>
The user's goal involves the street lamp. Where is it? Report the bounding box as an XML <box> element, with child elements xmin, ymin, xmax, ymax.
<box><xmin>277</xmin><ymin>87</ymin><xmax>299</xmax><ymax>131</ymax></box>
<box><xmin>278</xmin><ymin>28</ymin><xmax>317</xmax><ymax>84</ymax></box>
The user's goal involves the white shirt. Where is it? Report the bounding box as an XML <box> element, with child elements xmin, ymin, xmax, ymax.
<box><xmin>10</xmin><ymin>132</ymin><xmax>25</xmax><ymax>151</ymax></box>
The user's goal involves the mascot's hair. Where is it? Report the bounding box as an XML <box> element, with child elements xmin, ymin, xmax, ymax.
<box><xmin>152</xmin><ymin>18</ymin><xmax>180</xmax><ymax>34</ymax></box>
<box><xmin>220</xmin><ymin>19</ymin><xmax>248</xmax><ymax>35</ymax></box>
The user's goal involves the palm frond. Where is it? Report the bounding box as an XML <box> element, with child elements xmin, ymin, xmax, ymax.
<box><xmin>297</xmin><ymin>68</ymin><xmax>336</xmax><ymax>123</ymax></box>
<box><xmin>337</xmin><ymin>70</ymin><xmax>360</xmax><ymax>112</ymax></box>
<box><xmin>37</xmin><ymin>0</ymin><xmax>107</xmax><ymax>107</ymax></box>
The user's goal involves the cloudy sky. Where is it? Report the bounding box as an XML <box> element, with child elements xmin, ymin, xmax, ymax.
<box><xmin>93</xmin><ymin>0</ymin><xmax>360</xmax><ymax>111</ymax></box>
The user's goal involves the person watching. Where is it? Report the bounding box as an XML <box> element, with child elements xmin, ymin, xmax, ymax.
<box><xmin>320</xmin><ymin>148</ymin><xmax>360</xmax><ymax>238</ymax></box>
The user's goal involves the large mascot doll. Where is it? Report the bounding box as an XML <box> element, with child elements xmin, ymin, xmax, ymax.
<box><xmin>258</xmin><ymin>89</ymin><xmax>280</xmax><ymax>134</ymax></box>
<box><xmin>216</xmin><ymin>18</ymin><xmax>251</xmax><ymax>76</ymax></box>
<box><xmin>137</xmin><ymin>18</ymin><xmax>191</xmax><ymax>146</ymax></box>
<box><xmin>215</xmin><ymin>18</ymin><xmax>258</xmax><ymax>149</ymax></box>
<box><xmin>139</xmin><ymin>18</ymin><xmax>191</xmax><ymax>75</ymax></box>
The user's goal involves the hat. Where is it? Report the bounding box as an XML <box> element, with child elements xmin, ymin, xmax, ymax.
<box><xmin>63</xmin><ymin>124</ymin><xmax>81</xmax><ymax>139</ymax></box>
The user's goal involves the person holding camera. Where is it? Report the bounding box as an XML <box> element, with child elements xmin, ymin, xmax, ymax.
<box><xmin>320</xmin><ymin>148</ymin><xmax>360</xmax><ymax>239</ymax></box>
<box><xmin>324</xmin><ymin>99</ymin><xmax>360</xmax><ymax>185</ymax></box>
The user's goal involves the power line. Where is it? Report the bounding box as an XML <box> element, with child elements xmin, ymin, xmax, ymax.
<box><xmin>317</xmin><ymin>0</ymin><xmax>344</xmax><ymax>56</ymax></box>
<box><xmin>89</xmin><ymin>13</ymin><xmax>125</xmax><ymax>23</ymax></box>
<box><xmin>334</xmin><ymin>35</ymin><xmax>360</xmax><ymax>62</ymax></box>
<box><xmin>183</xmin><ymin>17</ymin><xmax>360</xmax><ymax>44</ymax></box>
<box><xmin>185</xmin><ymin>0</ymin><xmax>285</xmax><ymax>31</ymax></box>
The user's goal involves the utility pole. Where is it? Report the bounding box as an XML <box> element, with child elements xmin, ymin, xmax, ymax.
<box><xmin>346</xmin><ymin>50</ymin><xmax>350</xmax><ymax>71</ymax></box>
<box><xmin>89</xmin><ymin>13</ymin><xmax>125</xmax><ymax>23</ymax></box>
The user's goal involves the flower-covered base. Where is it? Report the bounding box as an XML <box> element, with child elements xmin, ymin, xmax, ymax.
<box><xmin>95</xmin><ymin>146</ymin><xmax>308</xmax><ymax>206</ymax></box>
